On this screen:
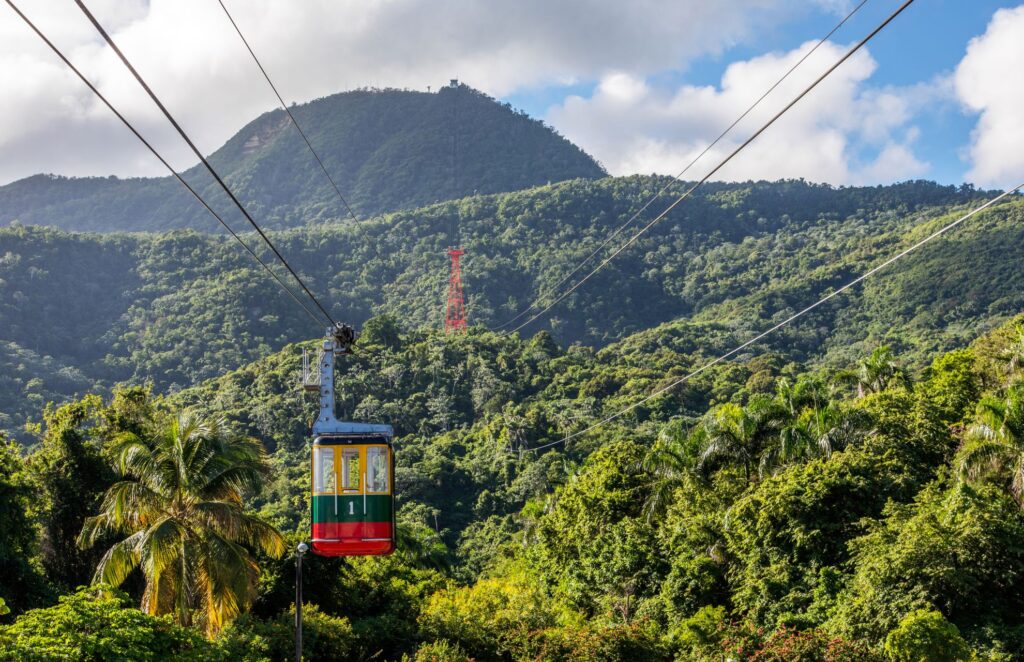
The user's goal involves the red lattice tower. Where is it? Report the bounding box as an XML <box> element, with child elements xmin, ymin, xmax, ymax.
<box><xmin>445</xmin><ymin>248</ymin><xmax>467</xmax><ymax>333</ymax></box>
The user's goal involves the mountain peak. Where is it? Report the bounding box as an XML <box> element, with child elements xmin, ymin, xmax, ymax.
<box><xmin>0</xmin><ymin>85</ymin><xmax>605</xmax><ymax>232</ymax></box>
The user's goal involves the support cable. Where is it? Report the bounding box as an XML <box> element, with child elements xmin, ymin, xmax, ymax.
<box><xmin>505</xmin><ymin>0</ymin><xmax>915</xmax><ymax>336</ymax></box>
<box><xmin>215</xmin><ymin>0</ymin><xmax>361</xmax><ymax>224</ymax></box>
<box><xmin>75</xmin><ymin>0</ymin><xmax>338</xmax><ymax>327</ymax></box>
<box><xmin>518</xmin><ymin>184</ymin><xmax>1024</xmax><ymax>453</ymax></box>
<box><xmin>4</xmin><ymin>0</ymin><xmax>324</xmax><ymax>327</ymax></box>
<box><xmin>492</xmin><ymin>0</ymin><xmax>869</xmax><ymax>331</ymax></box>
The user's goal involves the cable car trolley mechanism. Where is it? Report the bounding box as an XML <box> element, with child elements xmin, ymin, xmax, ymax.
<box><xmin>304</xmin><ymin>324</ymin><xmax>395</xmax><ymax>557</ymax></box>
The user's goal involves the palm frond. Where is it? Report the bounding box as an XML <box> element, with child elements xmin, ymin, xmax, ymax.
<box><xmin>958</xmin><ymin>439</ymin><xmax>1012</xmax><ymax>481</ymax></box>
<box><xmin>193</xmin><ymin>501</ymin><xmax>247</xmax><ymax>540</ymax></box>
<box><xmin>237</xmin><ymin>514</ymin><xmax>286</xmax><ymax>558</ymax></box>
<box><xmin>93</xmin><ymin>531</ymin><xmax>144</xmax><ymax>588</ymax></box>
<box><xmin>139</xmin><ymin>516</ymin><xmax>185</xmax><ymax>578</ymax></box>
<box><xmin>98</xmin><ymin>481</ymin><xmax>165</xmax><ymax>530</ymax></box>
<box><xmin>196</xmin><ymin>531</ymin><xmax>259</xmax><ymax>636</ymax></box>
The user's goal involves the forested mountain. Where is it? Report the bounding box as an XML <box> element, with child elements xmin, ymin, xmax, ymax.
<box><xmin>0</xmin><ymin>84</ymin><xmax>605</xmax><ymax>232</ymax></box>
<box><xmin>0</xmin><ymin>178</ymin><xmax>1019</xmax><ymax>442</ymax></box>
<box><xmin>5</xmin><ymin>311</ymin><xmax>1024</xmax><ymax>659</ymax></box>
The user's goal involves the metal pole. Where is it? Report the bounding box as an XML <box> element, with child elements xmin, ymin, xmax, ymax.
<box><xmin>296</xmin><ymin>542</ymin><xmax>308</xmax><ymax>662</ymax></box>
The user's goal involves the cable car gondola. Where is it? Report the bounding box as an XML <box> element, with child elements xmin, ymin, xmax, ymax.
<box><xmin>305</xmin><ymin>325</ymin><xmax>395</xmax><ymax>557</ymax></box>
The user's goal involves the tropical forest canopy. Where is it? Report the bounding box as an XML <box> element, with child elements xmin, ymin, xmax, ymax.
<box><xmin>4</xmin><ymin>308</ymin><xmax>1024</xmax><ymax>659</ymax></box>
<box><xmin>0</xmin><ymin>177</ymin><xmax>1019</xmax><ymax>444</ymax></box>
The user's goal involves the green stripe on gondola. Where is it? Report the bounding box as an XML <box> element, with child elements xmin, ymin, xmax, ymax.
<box><xmin>312</xmin><ymin>494</ymin><xmax>392</xmax><ymax>523</ymax></box>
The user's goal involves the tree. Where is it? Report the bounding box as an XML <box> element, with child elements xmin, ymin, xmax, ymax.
<box><xmin>698</xmin><ymin>397</ymin><xmax>782</xmax><ymax>483</ymax></box>
<box><xmin>1000</xmin><ymin>326</ymin><xmax>1024</xmax><ymax>382</ymax></box>
<box><xmin>78</xmin><ymin>411</ymin><xmax>285</xmax><ymax>636</ymax></box>
<box><xmin>361</xmin><ymin>314</ymin><xmax>403</xmax><ymax>350</ymax></box>
<box><xmin>533</xmin><ymin>442</ymin><xmax>663</xmax><ymax>617</ymax></box>
<box><xmin>775</xmin><ymin>376</ymin><xmax>828</xmax><ymax>417</ymax></box>
<box><xmin>958</xmin><ymin>383</ymin><xmax>1024</xmax><ymax>504</ymax></box>
<box><xmin>831</xmin><ymin>482</ymin><xmax>1024</xmax><ymax>649</ymax></box>
<box><xmin>883</xmin><ymin>609</ymin><xmax>971</xmax><ymax>662</ymax></box>
<box><xmin>756</xmin><ymin>376</ymin><xmax>870</xmax><ymax>473</ymax></box>
<box><xmin>0</xmin><ymin>440</ymin><xmax>48</xmax><ymax>614</ymax></box>
<box><xmin>29</xmin><ymin>397</ymin><xmax>115</xmax><ymax>592</ymax></box>
<box><xmin>923</xmin><ymin>349</ymin><xmax>981</xmax><ymax>424</ymax></box>
<box><xmin>727</xmin><ymin>448</ymin><xmax>926</xmax><ymax>627</ymax></box>
<box><xmin>857</xmin><ymin>346</ymin><xmax>910</xmax><ymax>397</ymax></box>
<box><xmin>799</xmin><ymin>404</ymin><xmax>873</xmax><ymax>459</ymax></box>
<box><xmin>641</xmin><ymin>419</ymin><xmax>706</xmax><ymax>521</ymax></box>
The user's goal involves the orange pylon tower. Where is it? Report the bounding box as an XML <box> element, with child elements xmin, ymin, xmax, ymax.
<box><xmin>445</xmin><ymin>247</ymin><xmax>467</xmax><ymax>333</ymax></box>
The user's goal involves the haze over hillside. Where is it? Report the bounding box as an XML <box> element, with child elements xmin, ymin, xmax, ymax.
<box><xmin>0</xmin><ymin>84</ymin><xmax>605</xmax><ymax>232</ymax></box>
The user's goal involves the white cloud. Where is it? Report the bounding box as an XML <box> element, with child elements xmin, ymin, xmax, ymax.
<box><xmin>546</xmin><ymin>40</ymin><xmax>930</xmax><ymax>185</ymax></box>
<box><xmin>0</xmin><ymin>0</ymin><xmax>817</xmax><ymax>184</ymax></box>
<box><xmin>955</xmin><ymin>5</ymin><xmax>1024</xmax><ymax>189</ymax></box>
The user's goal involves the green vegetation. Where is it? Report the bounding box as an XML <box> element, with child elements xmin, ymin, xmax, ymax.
<box><xmin>3</xmin><ymin>165</ymin><xmax>1024</xmax><ymax>658</ymax></box>
<box><xmin>79</xmin><ymin>411</ymin><xmax>285</xmax><ymax>636</ymax></box>
<box><xmin>0</xmin><ymin>85</ymin><xmax>604</xmax><ymax>232</ymax></box>
<box><xmin>5</xmin><ymin>308</ymin><xmax>1024</xmax><ymax>659</ymax></box>
<box><xmin>0</xmin><ymin>588</ymin><xmax>219</xmax><ymax>662</ymax></box>
<box><xmin>2</xmin><ymin>178</ymin><xmax>1019</xmax><ymax>443</ymax></box>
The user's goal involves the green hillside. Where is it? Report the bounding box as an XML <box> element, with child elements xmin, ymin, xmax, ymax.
<box><xmin>0</xmin><ymin>84</ymin><xmax>605</xmax><ymax>232</ymax></box>
<box><xmin>0</xmin><ymin>178</ymin><xmax>1018</xmax><ymax>441</ymax></box>
<box><xmin>5</xmin><ymin>311</ymin><xmax>1024</xmax><ymax>659</ymax></box>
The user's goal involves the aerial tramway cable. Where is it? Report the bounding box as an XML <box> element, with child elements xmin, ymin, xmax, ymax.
<box><xmin>74</xmin><ymin>0</ymin><xmax>339</xmax><ymax>328</ymax></box>
<box><xmin>3</xmin><ymin>0</ymin><xmax>325</xmax><ymax>328</ymax></box>
<box><xmin>215</xmin><ymin>0</ymin><xmax>361</xmax><ymax>225</ymax></box>
<box><xmin>504</xmin><ymin>0</ymin><xmax>916</xmax><ymax>336</ymax></box>
<box><xmin>518</xmin><ymin>184</ymin><xmax>1024</xmax><ymax>453</ymax></box>
<box><xmin>491</xmin><ymin>0</ymin><xmax>870</xmax><ymax>332</ymax></box>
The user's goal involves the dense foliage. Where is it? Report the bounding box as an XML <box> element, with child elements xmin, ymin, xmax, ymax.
<box><xmin>6</xmin><ymin>74</ymin><xmax>1024</xmax><ymax>659</ymax></box>
<box><xmin>1</xmin><ymin>178</ymin><xmax>1018</xmax><ymax>443</ymax></box>
<box><xmin>6</xmin><ymin>309</ymin><xmax>1024</xmax><ymax>659</ymax></box>
<box><xmin>0</xmin><ymin>85</ymin><xmax>604</xmax><ymax>232</ymax></box>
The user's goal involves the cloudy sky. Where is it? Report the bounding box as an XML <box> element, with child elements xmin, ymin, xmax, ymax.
<box><xmin>0</xmin><ymin>0</ymin><xmax>1021</xmax><ymax>189</ymax></box>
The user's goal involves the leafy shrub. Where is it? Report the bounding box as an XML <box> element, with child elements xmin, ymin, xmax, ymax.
<box><xmin>418</xmin><ymin>571</ymin><xmax>566</xmax><ymax>660</ymax></box>
<box><xmin>0</xmin><ymin>587</ymin><xmax>218</xmax><ymax>662</ymax></box>
<box><xmin>883</xmin><ymin>609</ymin><xmax>971</xmax><ymax>662</ymax></box>
<box><xmin>409</xmin><ymin>639</ymin><xmax>472</xmax><ymax>662</ymax></box>
<box><xmin>533</xmin><ymin>621</ymin><xmax>664</xmax><ymax>661</ymax></box>
<box><xmin>670</xmin><ymin>605</ymin><xmax>730</xmax><ymax>658</ymax></box>
<box><xmin>217</xmin><ymin>605</ymin><xmax>355</xmax><ymax>662</ymax></box>
<box><xmin>718</xmin><ymin>621</ymin><xmax>881</xmax><ymax>662</ymax></box>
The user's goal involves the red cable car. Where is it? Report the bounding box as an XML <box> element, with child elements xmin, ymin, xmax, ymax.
<box><xmin>305</xmin><ymin>325</ymin><xmax>396</xmax><ymax>557</ymax></box>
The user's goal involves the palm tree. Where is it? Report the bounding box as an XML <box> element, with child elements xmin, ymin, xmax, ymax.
<box><xmin>769</xmin><ymin>376</ymin><xmax>828</xmax><ymax>468</ymax></box>
<box><xmin>958</xmin><ymin>384</ymin><xmax>1024</xmax><ymax>505</ymax></box>
<box><xmin>763</xmin><ymin>406</ymin><xmax>869</xmax><ymax>474</ymax></box>
<box><xmin>641</xmin><ymin>420</ymin><xmax>706</xmax><ymax>521</ymax></box>
<box><xmin>78</xmin><ymin>411</ymin><xmax>284</xmax><ymax>636</ymax></box>
<box><xmin>857</xmin><ymin>346</ymin><xmax>910</xmax><ymax>397</ymax></box>
<box><xmin>765</xmin><ymin>379</ymin><xmax>872</xmax><ymax>474</ymax></box>
<box><xmin>800</xmin><ymin>404</ymin><xmax>873</xmax><ymax>458</ymax></box>
<box><xmin>698</xmin><ymin>396</ymin><xmax>783</xmax><ymax>483</ymax></box>
<box><xmin>999</xmin><ymin>327</ymin><xmax>1024</xmax><ymax>382</ymax></box>
<box><xmin>775</xmin><ymin>376</ymin><xmax>828</xmax><ymax>416</ymax></box>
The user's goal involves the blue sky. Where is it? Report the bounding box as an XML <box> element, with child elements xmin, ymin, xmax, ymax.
<box><xmin>2</xmin><ymin>1</ymin><xmax>1022</xmax><ymax>189</ymax></box>
<box><xmin>504</xmin><ymin>0</ymin><xmax>1022</xmax><ymax>187</ymax></box>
